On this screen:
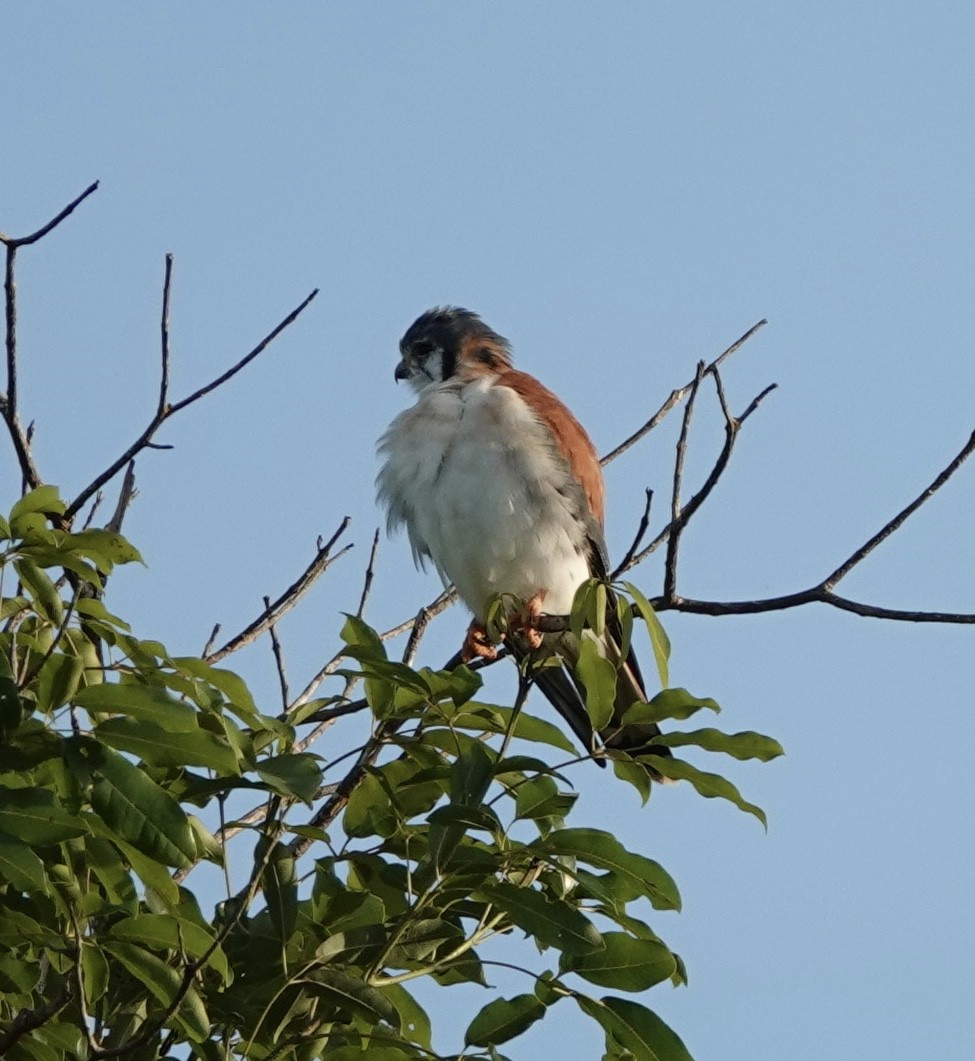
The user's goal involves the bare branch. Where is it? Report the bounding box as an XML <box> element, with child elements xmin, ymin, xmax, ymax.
<box><xmin>202</xmin><ymin>623</ymin><xmax>221</xmax><ymax>658</ymax></box>
<box><xmin>159</xmin><ymin>253</ymin><xmax>173</xmax><ymax>417</ymax></box>
<box><xmin>356</xmin><ymin>529</ymin><xmax>381</xmax><ymax>618</ymax></box>
<box><xmin>653</xmin><ymin>591</ymin><xmax>975</xmax><ymax>624</ymax></box>
<box><xmin>664</xmin><ymin>360</ymin><xmax>706</xmax><ymax>601</ymax></box>
<box><xmin>65</xmin><ymin>283</ymin><xmax>319</xmax><ymax>521</ymax></box>
<box><xmin>617</xmin><ymin>377</ymin><xmax>775</xmax><ymax>575</ymax></box>
<box><xmin>205</xmin><ymin>518</ymin><xmax>352</xmax><ymax>663</ymax></box>
<box><xmin>166</xmin><ymin>287</ymin><xmax>319</xmax><ymax>416</ymax></box>
<box><xmin>107</xmin><ymin>461</ymin><xmax>138</xmax><ymax>533</ymax></box>
<box><xmin>381</xmin><ymin>587</ymin><xmax>457</xmax><ymax>642</ymax></box>
<box><xmin>611</xmin><ymin>488</ymin><xmax>653</xmax><ymax>580</ymax></box>
<box><xmin>821</xmin><ymin>428</ymin><xmax>975</xmax><ymax>590</ymax></box>
<box><xmin>601</xmin><ymin>318</ymin><xmax>768</xmax><ymax>465</ymax></box>
<box><xmin>264</xmin><ymin>595</ymin><xmax>290</xmax><ymax>710</ymax></box>
<box><xmin>0</xmin><ymin>181</ymin><xmax>100</xmax><ymax>249</ymax></box>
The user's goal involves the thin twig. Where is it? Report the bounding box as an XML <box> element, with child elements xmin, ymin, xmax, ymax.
<box><xmin>611</xmin><ymin>488</ymin><xmax>653</xmax><ymax>579</ymax></box>
<box><xmin>356</xmin><ymin>529</ymin><xmax>381</xmax><ymax>618</ymax></box>
<box><xmin>202</xmin><ymin>623</ymin><xmax>221</xmax><ymax>657</ymax></box>
<box><xmin>381</xmin><ymin>587</ymin><xmax>457</xmax><ymax>642</ymax></box>
<box><xmin>81</xmin><ymin>491</ymin><xmax>104</xmax><ymax>531</ymax></box>
<box><xmin>821</xmin><ymin>428</ymin><xmax>975</xmax><ymax>590</ymax></box>
<box><xmin>158</xmin><ymin>254</ymin><xmax>173</xmax><ymax>417</ymax></box>
<box><xmin>65</xmin><ymin>285</ymin><xmax>319</xmax><ymax>521</ymax></box>
<box><xmin>618</xmin><ymin>377</ymin><xmax>777</xmax><ymax>574</ymax></box>
<box><xmin>107</xmin><ymin>461</ymin><xmax>138</xmax><ymax>533</ymax></box>
<box><xmin>601</xmin><ymin>318</ymin><xmax>768</xmax><ymax>465</ymax></box>
<box><xmin>205</xmin><ymin>518</ymin><xmax>352</xmax><ymax>663</ymax></box>
<box><xmin>265</xmin><ymin>595</ymin><xmax>290</xmax><ymax>710</ymax></box>
<box><xmin>0</xmin><ymin>181</ymin><xmax>100</xmax><ymax>249</ymax></box>
<box><xmin>664</xmin><ymin>361</ymin><xmax>706</xmax><ymax>601</ymax></box>
<box><xmin>167</xmin><ymin>289</ymin><xmax>319</xmax><ymax>416</ymax></box>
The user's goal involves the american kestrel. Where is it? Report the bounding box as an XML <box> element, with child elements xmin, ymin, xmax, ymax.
<box><xmin>377</xmin><ymin>307</ymin><xmax>662</xmax><ymax>765</ymax></box>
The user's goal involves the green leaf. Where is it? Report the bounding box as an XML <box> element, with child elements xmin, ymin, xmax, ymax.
<box><xmin>465</xmin><ymin>993</ymin><xmax>547</xmax><ymax>1047</ymax></box>
<box><xmin>577</xmin><ymin>995</ymin><xmax>694</xmax><ymax>1061</ymax></box>
<box><xmin>73</xmin><ymin>683</ymin><xmax>198</xmax><ymax>731</ymax></box>
<box><xmin>381</xmin><ymin>983</ymin><xmax>433</xmax><ymax>1050</ymax></box>
<box><xmin>34</xmin><ymin>652</ymin><xmax>85</xmax><ymax>713</ymax></box>
<box><xmin>441</xmin><ymin>701</ymin><xmax>578</xmax><ymax>755</ymax></box>
<box><xmin>478</xmin><ymin>880</ymin><xmax>603</xmax><ymax>954</ymax></box>
<box><xmin>65</xmin><ymin>528</ymin><xmax>144</xmax><ymax>570</ymax></box>
<box><xmin>95</xmin><ymin>716</ymin><xmax>241</xmax><ymax>774</ymax></box>
<box><xmin>612</xmin><ymin>758</ymin><xmax>652</xmax><ymax>804</ymax></box>
<box><xmin>621</xmin><ymin>581</ymin><xmax>670</xmax><ymax>688</ymax></box>
<box><xmin>9</xmin><ymin>486</ymin><xmax>65</xmax><ymax>522</ymax></box>
<box><xmin>13</xmin><ymin>560</ymin><xmax>63</xmax><ymax>625</ymax></box>
<box><xmin>451</xmin><ymin>741</ymin><xmax>495</xmax><ymax>806</ymax></box>
<box><xmin>344</xmin><ymin>771</ymin><xmax>397</xmax><ymax>839</ymax></box>
<box><xmin>653</xmin><ymin>727</ymin><xmax>784</xmax><ymax>761</ymax></box>
<box><xmin>107</xmin><ymin>913</ymin><xmax>230</xmax><ymax>983</ymax></box>
<box><xmin>561</xmin><ymin>932</ymin><xmax>676</xmax><ymax>990</ymax></box>
<box><xmin>76</xmin><ymin>738</ymin><xmax>197</xmax><ymax>867</ymax></box>
<box><xmin>388</xmin><ymin>917</ymin><xmax>465</xmax><ymax>963</ymax></box>
<box><xmin>649</xmin><ymin>756</ymin><xmax>768</xmax><ymax>827</ymax></box>
<box><xmin>0</xmin><ymin>786</ymin><xmax>87</xmax><ymax>843</ymax></box>
<box><xmin>0</xmin><ymin>834</ymin><xmax>49</xmax><ymax>892</ymax></box>
<box><xmin>261</xmin><ymin>839</ymin><xmax>298</xmax><ymax>943</ymax></box>
<box><xmin>84</xmin><ymin>836</ymin><xmax>138</xmax><ymax>909</ymax></box>
<box><xmin>102</xmin><ymin>940</ymin><xmax>210</xmax><ymax>1042</ymax></box>
<box><xmin>81</xmin><ymin>944</ymin><xmax>109</xmax><ymax>1006</ymax></box>
<box><xmin>624</xmin><ymin>687</ymin><xmax>720</xmax><ymax>725</ymax></box>
<box><xmin>254</xmin><ymin>753</ymin><xmax>323</xmax><ymax>803</ymax></box>
<box><xmin>340</xmin><ymin>614</ymin><xmax>389</xmax><ymax>661</ymax></box>
<box><xmin>306</xmin><ymin>968</ymin><xmax>401</xmax><ymax>1029</ymax></box>
<box><xmin>170</xmin><ymin>657</ymin><xmax>261</xmax><ymax>725</ymax></box>
<box><xmin>575</xmin><ymin>636</ymin><xmax>616</xmax><ymax>731</ymax></box>
<box><xmin>532</xmin><ymin>828</ymin><xmax>680</xmax><ymax>911</ymax></box>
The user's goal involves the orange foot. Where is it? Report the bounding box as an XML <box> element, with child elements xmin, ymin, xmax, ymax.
<box><xmin>517</xmin><ymin>590</ymin><xmax>547</xmax><ymax>651</ymax></box>
<box><xmin>461</xmin><ymin>620</ymin><xmax>499</xmax><ymax>662</ymax></box>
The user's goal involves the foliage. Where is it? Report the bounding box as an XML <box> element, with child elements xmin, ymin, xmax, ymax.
<box><xmin>0</xmin><ymin>489</ymin><xmax>782</xmax><ymax>1060</ymax></box>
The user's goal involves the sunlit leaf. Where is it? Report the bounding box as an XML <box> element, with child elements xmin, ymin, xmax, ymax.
<box><xmin>621</xmin><ymin>581</ymin><xmax>670</xmax><ymax>688</ymax></box>
<box><xmin>575</xmin><ymin>637</ymin><xmax>616</xmax><ymax>731</ymax></box>
<box><xmin>74</xmin><ymin>683</ymin><xmax>197</xmax><ymax>731</ymax></box>
<box><xmin>649</xmin><ymin>756</ymin><xmax>768</xmax><ymax>827</ymax></box>
<box><xmin>9</xmin><ymin>486</ymin><xmax>65</xmax><ymax>522</ymax></box>
<box><xmin>13</xmin><ymin>560</ymin><xmax>63</xmax><ymax>625</ymax></box>
<box><xmin>653</xmin><ymin>727</ymin><xmax>784</xmax><ymax>761</ymax></box>
<box><xmin>623</xmin><ymin>687</ymin><xmax>720</xmax><ymax>726</ymax></box>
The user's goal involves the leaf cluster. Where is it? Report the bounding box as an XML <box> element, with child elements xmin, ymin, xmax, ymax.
<box><xmin>0</xmin><ymin>492</ymin><xmax>782</xmax><ymax>1060</ymax></box>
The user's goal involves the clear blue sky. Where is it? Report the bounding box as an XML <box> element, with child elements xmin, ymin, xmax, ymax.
<box><xmin>3</xmin><ymin>3</ymin><xmax>974</xmax><ymax>1058</ymax></box>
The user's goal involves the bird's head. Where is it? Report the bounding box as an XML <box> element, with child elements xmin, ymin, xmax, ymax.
<box><xmin>395</xmin><ymin>306</ymin><xmax>512</xmax><ymax>392</ymax></box>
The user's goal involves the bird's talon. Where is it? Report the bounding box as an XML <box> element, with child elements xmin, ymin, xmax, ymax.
<box><xmin>461</xmin><ymin>621</ymin><xmax>499</xmax><ymax>662</ymax></box>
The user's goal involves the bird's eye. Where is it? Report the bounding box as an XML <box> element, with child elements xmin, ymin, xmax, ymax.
<box><xmin>412</xmin><ymin>340</ymin><xmax>434</xmax><ymax>358</ymax></box>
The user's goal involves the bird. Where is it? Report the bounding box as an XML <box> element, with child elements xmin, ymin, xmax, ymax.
<box><xmin>376</xmin><ymin>306</ymin><xmax>664</xmax><ymax>767</ymax></box>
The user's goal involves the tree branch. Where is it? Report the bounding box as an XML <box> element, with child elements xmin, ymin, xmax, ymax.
<box><xmin>600</xmin><ymin>318</ymin><xmax>768</xmax><ymax>465</ymax></box>
<box><xmin>205</xmin><ymin>517</ymin><xmax>352</xmax><ymax>663</ymax></box>
<box><xmin>65</xmin><ymin>268</ymin><xmax>319</xmax><ymax>521</ymax></box>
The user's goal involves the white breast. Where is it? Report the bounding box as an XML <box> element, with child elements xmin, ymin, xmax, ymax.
<box><xmin>377</xmin><ymin>377</ymin><xmax>593</xmax><ymax>619</ymax></box>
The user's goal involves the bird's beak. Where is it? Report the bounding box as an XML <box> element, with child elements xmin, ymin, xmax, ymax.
<box><xmin>394</xmin><ymin>360</ymin><xmax>410</xmax><ymax>383</ymax></box>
